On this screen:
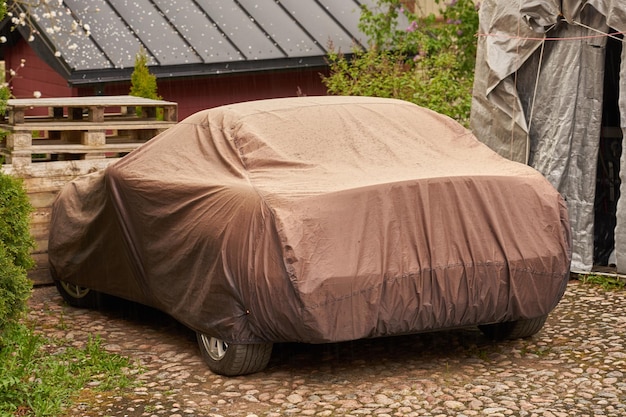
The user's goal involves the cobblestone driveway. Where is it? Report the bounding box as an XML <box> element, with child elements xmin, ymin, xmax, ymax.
<box><xmin>26</xmin><ymin>279</ymin><xmax>626</xmax><ymax>417</ymax></box>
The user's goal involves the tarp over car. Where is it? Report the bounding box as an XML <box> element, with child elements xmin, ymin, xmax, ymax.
<box><xmin>49</xmin><ymin>96</ymin><xmax>571</xmax><ymax>344</ymax></box>
<box><xmin>470</xmin><ymin>0</ymin><xmax>626</xmax><ymax>273</ymax></box>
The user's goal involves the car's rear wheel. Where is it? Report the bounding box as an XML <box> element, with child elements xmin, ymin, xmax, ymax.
<box><xmin>196</xmin><ymin>333</ymin><xmax>272</xmax><ymax>376</ymax></box>
<box><xmin>54</xmin><ymin>279</ymin><xmax>100</xmax><ymax>308</ymax></box>
<box><xmin>478</xmin><ymin>315</ymin><xmax>548</xmax><ymax>340</ymax></box>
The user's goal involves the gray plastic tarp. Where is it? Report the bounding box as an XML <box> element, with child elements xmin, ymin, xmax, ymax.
<box><xmin>49</xmin><ymin>96</ymin><xmax>571</xmax><ymax>344</ymax></box>
<box><xmin>471</xmin><ymin>0</ymin><xmax>626</xmax><ymax>272</ymax></box>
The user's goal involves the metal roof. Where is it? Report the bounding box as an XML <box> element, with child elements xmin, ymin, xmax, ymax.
<box><xmin>5</xmin><ymin>0</ymin><xmax>374</xmax><ymax>85</ymax></box>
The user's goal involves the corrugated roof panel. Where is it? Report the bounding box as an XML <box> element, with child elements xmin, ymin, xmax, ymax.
<box><xmin>4</xmin><ymin>0</ymin><xmax>373</xmax><ymax>82</ymax></box>
<box><xmin>152</xmin><ymin>0</ymin><xmax>244</xmax><ymax>63</ymax></box>
<box><xmin>238</xmin><ymin>0</ymin><xmax>325</xmax><ymax>57</ymax></box>
<box><xmin>279</xmin><ymin>0</ymin><xmax>361</xmax><ymax>52</ymax></box>
<box><xmin>194</xmin><ymin>0</ymin><xmax>285</xmax><ymax>60</ymax></box>
<box><xmin>316</xmin><ymin>0</ymin><xmax>375</xmax><ymax>48</ymax></box>
<box><xmin>107</xmin><ymin>0</ymin><xmax>202</xmax><ymax>65</ymax></box>
<box><xmin>63</xmin><ymin>0</ymin><xmax>146</xmax><ymax>69</ymax></box>
<box><xmin>25</xmin><ymin>0</ymin><xmax>112</xmax><ymax>71</ymax></box>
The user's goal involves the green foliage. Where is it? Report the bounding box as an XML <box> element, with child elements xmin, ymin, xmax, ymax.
<box><xmin>0</xmin><ymin>86</ymin><xmax>10</xmax><ymax>116</ymax></box>
<box><xmin>578</xmin><ymin>273</ymin><xmax>626</xmax><ymax>291</ymax></box>
<box><xmin>0</xmin><ymin>174</ymin><xmax>34</xmax><ymax>270</ymax></box>
<box><xmin>0</xmin><ymin>4</ymin><xmax>8</xmax><ymax>125</ymax></box>
<box><xmin>129</xmin><ymin>47</ymin><xmax>161</xmax><ymax>101</ymax></box>
<box><xmin>0</xmin><ymin>246</ymin><xmax>31</xmax><ymax>335</ymax></box>
<box><xmin>0</xmin><ymin>173</ymin><xmax>34</xmax><ymax>332</ymax></box>
<box><xmin>322</xmin><ymin>0</ymin><xmax>479</xmax><ymax>126</ymax></box>
<box><xmin>0</xmin><ymin>324</ymin><xmax>135</xmax><ymax>416</ymax></box>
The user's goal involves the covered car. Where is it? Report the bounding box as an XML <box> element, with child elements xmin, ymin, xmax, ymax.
<box><xmin>48</xmin><ymin>96</ymin><xmax>572</xmax><ymax>376</ymax></box>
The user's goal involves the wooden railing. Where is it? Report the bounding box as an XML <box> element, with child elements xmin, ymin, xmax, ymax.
<box><xmin>0</xmin><ymin>95</ymin><xmax>178</xmax><ymax>167</ymax></box>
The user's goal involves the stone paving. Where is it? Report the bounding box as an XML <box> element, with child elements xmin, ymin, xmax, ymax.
<box><xmin>26</xmin><ymin>279</ymin><xmax>626</xmax><ymax>417</ymax></box>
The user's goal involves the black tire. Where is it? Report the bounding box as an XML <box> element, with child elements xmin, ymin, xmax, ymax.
<box><xmin>54</xmin><ymin>279</ymin><xmax>101</xmax><ymax>308</ymax></box>
<box><xmin>478</xmin><ymin>315</ymin><xmax>548</xmax><ymax>340</ymax></box>
<box><xmin>196</xmin><ymin>333</ymin><xmax>272</xmax><ymax>376</ymax></box>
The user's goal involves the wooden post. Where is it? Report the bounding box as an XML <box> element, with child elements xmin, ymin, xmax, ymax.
<box><xmin>82</xmin><ymin>130</ymin><xmax>106</xmax><ymax>146</ymax></box>
<box><xmin>7</xmin><ymin>132</ymin><xmax>33</xmax><ymax>149</ymax></box>
<box><xmin>5</xmin><ymin>150</ymin><xmax>32</xmax><ymax>168</ymax></box>
<box><xmin>87</xmin><ymin>106</ymin><xmax>105</xmax><ymax>123</ymax></box>
<box><xmin>9</xmin><ymin>107</ymin><xmax>25</xmax><ymax>124</ymax></box>
<box><xmin>163</xmin><ymin>105</ymin><xmax>178</xmax><ymax>122</ymax></box>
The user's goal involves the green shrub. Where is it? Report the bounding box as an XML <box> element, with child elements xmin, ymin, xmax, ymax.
<box><xmin>129</xmin><ymin>46</ymin><xmax>162</xmax><ymax>119</ymax></box>
<box><xmin>322</xmin><ymin>0</ymin><xmax>479</xmax><ymax>126</ymax></box>
<box><xmin>0</xmin><ymin>85</ymin><xmax>10</xmax><ymax>116</ymax></box>
<box><xmin>130</xmin><ymin>47</ymin><xmax>161</xmax><ymax>101</ymax></box>
<box><xmin>0</xmin><ymin>172</ymin><xmax>34</xmax><ymax>333</ymax></box>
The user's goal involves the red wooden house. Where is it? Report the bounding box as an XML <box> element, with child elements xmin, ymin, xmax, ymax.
<box><xmin>0</xmin><ymin>0</ymin><xmax>373</xmax><ymax>120</ymax></box>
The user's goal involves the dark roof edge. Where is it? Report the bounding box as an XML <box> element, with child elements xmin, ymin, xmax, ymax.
<box><xmin>66</xmin><ymin>55</ymin><xmax>349</xmax><ymax>86</ymax></box>
<box><xmin>6</xmin><ymin>19</ymin><xmax>75</xmax><ymax>80</ymax></box>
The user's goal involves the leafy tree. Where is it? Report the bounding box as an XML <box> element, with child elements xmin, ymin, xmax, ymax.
<box><xmin>130</xmin><ymin>47</ymin><xmax>161</xmax><ymax>100</ymax></box>
<box><xmin>322</xmin><ymin>0</ymin><xmax>479</xmax><ymax>126</ymax></box>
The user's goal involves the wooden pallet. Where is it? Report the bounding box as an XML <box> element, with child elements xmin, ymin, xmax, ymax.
<box><xmin>1</xmin><ymin>95</ymin><xmax>177</xmax><ymax>167</ymax></box>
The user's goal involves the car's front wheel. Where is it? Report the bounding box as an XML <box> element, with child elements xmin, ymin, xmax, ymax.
<box><xmin>54</xmin><ymin>279</ymin><xmax>101</xmax><ymax>308</ymax></box>
<box><xmin>478</xmin><ymin>315</ymin><xmax>548</xmax><ymax>340</ymax></box>
<box><xmin>196</xmin><ymin>333</ymin><xmax>273</xmax><ymax>376</ymax></box>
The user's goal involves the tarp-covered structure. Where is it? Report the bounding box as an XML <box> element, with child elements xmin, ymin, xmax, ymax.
<box><xmin>471</xmin><ymin>0</ymin><xmax>626</xmax><ymax>273</ymax></box>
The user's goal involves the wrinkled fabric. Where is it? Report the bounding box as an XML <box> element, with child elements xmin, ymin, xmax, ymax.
<box><xmin>49</xmin><ymin>96</ymin><xmax>571</xmax><ymax>344</ymax></box>
<box><xmin>471</xmin><ymin>0</ymin><xmax>626</xmax><ymax>272</ymax></box>
<box><xmin>613</xmin><ymin>43</ymin><xmax>626</xmax><ymax>271</ymax></box>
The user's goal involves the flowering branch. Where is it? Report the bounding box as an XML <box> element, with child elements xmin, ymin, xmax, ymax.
<box><xmin>4</xmin><ymin>0</ymin><xmax>92</xmax><ymax>56</ymax></box>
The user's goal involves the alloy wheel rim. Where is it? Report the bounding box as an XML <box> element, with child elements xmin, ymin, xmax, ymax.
<box><xmin>201</xmin><ymin>334</ymin><xmax>228</xmax><ymax>361</ymax></box>
<box><xmin>60</xmin><ymin>281</ymin><xmax>90</xmax><ymax>299</ymax></box>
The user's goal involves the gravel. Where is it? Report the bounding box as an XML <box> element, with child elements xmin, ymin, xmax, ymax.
<box><xmin>26</xmin><ymin>279</ymin><xmax>626</xmax><ymax>417</ymax></box>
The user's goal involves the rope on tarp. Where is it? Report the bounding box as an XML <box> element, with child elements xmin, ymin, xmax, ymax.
<box><xmin>571</xmin><ymin>20</ymin><xmax>625</xmax><ymax>43</ymax></box>
<box><xmin>477</xmin><ymin>28</ymin><xmax>626</xmax><ymax>43</ymax></box>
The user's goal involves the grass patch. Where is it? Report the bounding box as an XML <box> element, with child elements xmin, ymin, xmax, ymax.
<box><xmin>0</xmin><ymin>322</ymin><xmax>137</xmax><ymax>416</ymax></box>
<box><xmin>576</xmin><ymin>273</ymin><xmax>626</xmax><ymax>291</ymax></box>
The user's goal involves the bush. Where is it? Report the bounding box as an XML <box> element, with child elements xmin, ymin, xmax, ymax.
<box><xmin>0</xmin><ymin>172</ymin><xmax>34</xmax><ymax>334</ymax></box>
<box><xmin>322</xmin><ymin>0</ymin><xmax>479</xmax><ymax>126</ymax></box>
<box><xmin>130</xmin><ymin>47</ymin><xmax>161</xmax><ymax>101</ymax></box>
<box><xmin>129</xmin><ymin>47</ymin><xmax>162</xmax><ymax>119</ymax></box>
